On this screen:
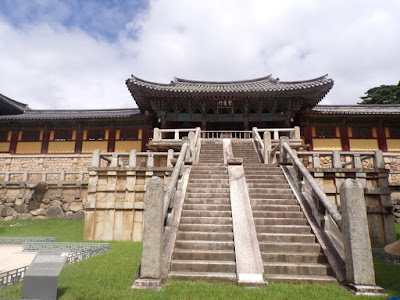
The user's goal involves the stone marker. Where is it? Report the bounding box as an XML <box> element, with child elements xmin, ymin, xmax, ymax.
<box><xmin>340</xmin><ymin>179</ymin><xmax>386</xmax><ymax>296</ymax></box>
<box><xmin>22</xmin><ymin>251</ymin><xmax>68</xmax><ymax>300</ymax></box>
<box><xmin>132</xmin><ymin>176</ymin><xmax>164</xmax><ymax>289</ymax></box>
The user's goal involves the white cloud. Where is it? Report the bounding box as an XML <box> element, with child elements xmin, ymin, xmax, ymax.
<box><xmin>1</xmin><ymin>0</ymin><xmax>400</xmax><ymax>109</ymax></box>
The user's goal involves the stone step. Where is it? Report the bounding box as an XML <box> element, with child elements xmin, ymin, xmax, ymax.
<box><xmin>184</xmin><ymin>198</ymin><xmax>230</xmax><ymax>205</ymax></box>
<box><xmin>183</xmin><ymin>204</ymin><xmax>232</xmax><ymax>211</ymax></box>
<box><xmin>257</xmin><ymin>233</ymin><xmax>315</xmax><ymax>243</ymax></box>
<box><xmin>250</xmin><ymin>193</ymin><xmax>295</xmax><ymax>200</ymax></box>
<box><xmin>181</xmin><ymin>210</ymin><xmax>232</xmax><ymax>218</ymax></box>
<box><xmin>245</xmin><ymin>175</ymin><xmax>286</xmax><ymax>180</ymax></box>
<box><xmin>247</xmin><ymin>183</ymin><xmax>291</xmax><ymax>189</ymax></box>
<box><xmin>259</xmin><ymin>242</ymin><xmax>321</xmax><ymax>253</ymax></box>
<box><xmin>265</xmin><ymin>273</ymin><xmax>337</xmax><ymax>284</ymax></box>
<box><xmin>178</xmin><ymin>231</ymin><xmax>234</xmax><ymax>241</ymax></box>
<box><xmin>180</xmin><ymin>216</ymin><xmax>232</xmax><ymax>225</ymax></box>
<box><xmin>175</xmin><ymin>240</ymin><xmax>234</xmax><ymax>250</ymax></box>
<box><xmin>252</xmin><ymin>211</ymin><xmax>304</xmax><ymax>219</ymax></box>
<box><xmin>187</xmin><ymin>183</ymin><xmax>230</xmax><ymax>189</ymax></box>
<box><xmin>179</xmin><ymin>223</ymin><xmax>233</xmax><ymax>232</ymax></box>
<box><xmin>255</xmin><ymin>225</ymin><xmax>311</xmax><ymax>234</ymax></box>
<box><xmin>251</xmin><ymin>204</ymin><xmax>300</xmax><ymax>212</ymax></box>
<box><xmin>249</xmin><ymin>188</ymin><xmax>293</xmax><ymax>194</ymax></box>
<box><xmin>254</xmin><ymin>218</ymin><xmax>307</xmax><ymax>226</ymax></box>
<box><xmin>261</xmin><ymin>252</ymin><xmax>327</xmax><ymax>263</ymax></box>
<box><xmin>263</xmin><ymin>262</ymin><xmax>331</xmax><ymax>276</ymax></box>
<box><xmin>173</xmin><ymin>249</ymin><xmax>235</xmax><ymax>261</ymax></box>
<box><xmin>186</xmin><ymin>188</ymin><xmax>230</xmax><ymax>193</ymax></box>
<box><xmin>186</xmin><ymin>193</ymin><xmax>230</xmax><ymax>198</ymax></box>
<box><xmin>188</xmin><ymin>179</ymin><xmax>229</xmax><ymax>184</ymax></box>
<box><xmin>251</xmin><ymin>199</ymin><xmax>298</xmax><ymax>205</ymax></box>
<box><xmin>190</xmin><ymin>170</ymin><xmax>228</xmax><ymax>175</ymax></box>
<box><xmin>171</xmin><ymin>260</ymin><xmax>236</xmax><ymax>273</ymax></box>
<box><xmin>168</xmin><ymin>271</ymin><xmax>236</xmax><ymax>282</ymax></box>
<box><xmin>189</xmin><ymin>175</ymin><xmax>229</xmax><ymax>180</ymax></box>
<box><xmin>194</xmin><ymin>163</ymin><xmax>226</xmax><ymax>167</ymax></box>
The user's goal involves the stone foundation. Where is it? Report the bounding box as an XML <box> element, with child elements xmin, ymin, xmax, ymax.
<box><xmin>0</xmin><ymin>181</ymin><xmax>87</xmax><ymax>221</ymax></box>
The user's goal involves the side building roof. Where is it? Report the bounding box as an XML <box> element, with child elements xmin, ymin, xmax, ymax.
<box><xmin>0</xmin><ymin>93</ymin><xmax>29</xmax><ymax>115</ymax></box>
<box><xmin>311</xmin><ymin>105</ymin><xmax>400</xmax><ymax>116</ymax></box>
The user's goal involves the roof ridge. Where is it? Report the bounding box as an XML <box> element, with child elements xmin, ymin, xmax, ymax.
<box><xmin>173</xmin><ymin>75</ymin><xmax>273</xmax><ymax>85</ymax></box>
<box><xmin>279</xmin><ymin>74</ymin><xmax>330</xmax><ymax>84</ymax></box>
<box><xmin>0</xmin><ymin>93</ymin><xmax>29</xmax><ymax>112</ymax></box>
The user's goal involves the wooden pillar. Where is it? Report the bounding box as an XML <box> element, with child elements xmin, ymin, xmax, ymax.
<box><xmin>9</xmin><ymin>126</ymin><xmax>18</xmax><ymax>154</ymax></box>
<box><xmin>142</xmin><ymin>128</ymin><xmax>150</xmax><ymax>152</ymax></box>
<box><xmin>377</xmin><ymin>121</ymin><xmax>387</xmax><ymax>152</ymax></box>
<box><xmin>108</xmin><ymin>128</ymin><xmax>116</xmax><ymax>152</ymax></box>
<box><xmin>75</xmin><ymin>128</ymin><xmax>83</xmax><ymax>154</ymax></box>
<box><xmin>304</xmin><ymin>125</ymin><xmax>313</xmax><ymax>151</ymax></box>
<box><xmin>340</xmin><ymin>126</ymin><xmax>350</xmax><ymax>151</ymax></box>
<box><xmin>41</xmin><ymin>129</ymin><xmax>50</xmax><ymax>154</ymax></box>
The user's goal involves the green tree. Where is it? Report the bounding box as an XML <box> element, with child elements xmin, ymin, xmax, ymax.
<box><xmin>359</xmin><ymin>81</ymin><xmax>400</xmax><ymax>104</ymax></box>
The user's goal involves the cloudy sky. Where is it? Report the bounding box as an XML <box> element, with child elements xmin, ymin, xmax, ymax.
<box><xmin>1</xmin><ymin>0</ymin><xmax>399</xmax><ymax>109</ymax></box>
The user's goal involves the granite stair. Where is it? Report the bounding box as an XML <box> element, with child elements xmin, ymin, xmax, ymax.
<box><xmin>169</xmin><ymin>141</ymin><xmax>236</xmax><ymax>282</ymax></box>
<box><xmin>231</xmin><ymin>140</ymin><xmax>260</xmax><ymax>163</ymax></box>
<box><xmin>243</xmin><ymin>163</ymin><xmax>337</xmax><ymax>284</ymax></box>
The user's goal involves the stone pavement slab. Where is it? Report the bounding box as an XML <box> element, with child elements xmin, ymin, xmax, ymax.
<box><xmin>0</xmin><ymin>245</ymin><xmax>37</xmax><ymax>273</ymax></box>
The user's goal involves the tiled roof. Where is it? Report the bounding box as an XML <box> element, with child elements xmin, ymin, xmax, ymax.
<box><xmin>311</xmin><ymin>105</ymin><xmax>400</xmax><ymax>115</ymax></box>
<box><xmin>0</xmin><ymin>93</ymin><xmax>29</xmax><ymax>114</ymax></box>
<box><xmin>126</xmin><ymin>75</ymin><xmax>334</xmax><ymax>112</ymax></box>
<box><xmin>0</xmin><ymin>108</ymin><xmax>142</xmax><ymax>121</ymax></box>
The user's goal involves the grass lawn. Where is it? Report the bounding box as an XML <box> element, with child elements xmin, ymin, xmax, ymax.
<box><xmin>0</xmin><ymin>219</ymin><xmax>399</xmax><ymax>300</ymax></box>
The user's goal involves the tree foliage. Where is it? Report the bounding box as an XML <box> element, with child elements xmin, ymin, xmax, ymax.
<box><xmin>359</xmin><ymin>81</ymin><xmax>400</xmax><ymax>104</ymax></box>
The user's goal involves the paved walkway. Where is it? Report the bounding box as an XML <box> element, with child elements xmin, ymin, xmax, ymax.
<box><xmin>0</xmin><ymin>245</ymin><xmax>37</xmax><ymax>273</ymax></box>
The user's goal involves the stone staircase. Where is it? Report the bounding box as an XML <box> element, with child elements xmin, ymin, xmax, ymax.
<box><xmin>169</xmin><ymin>141</ymin><xmax>236</xmax><ymax>281</ymax></box>
<box><xmin>243</xmin><ymin>163</ymin><xmax>337</xmax><ymax>283</ymax></box>
<box><xmin>231</xmin><ymin>140</ymin><xmax>259</xmax><ymax>163</ymax></box>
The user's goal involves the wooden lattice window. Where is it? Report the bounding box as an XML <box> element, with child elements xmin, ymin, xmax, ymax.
<box><xmin>0</xmin><ymin>131</ymin><xmax>8</xmax><ymax>142</ymax></box>
<box><xmin>54</xmin><ymin>130</ymin><xmax>72</xmax><ymax>141</ymax></box>
<box><xmin>120</xmin><ymin>129</ymin><xmax>138</xmax><ymax>141</ymax></box>
<box><xmin>353</xmin><ymin>127</ymin><xmax>371</xmax><ymax>138</ymax></box>
<box><xmin>390</xmin><ymin>128</ymin><xmax>400</xmax><ymax>138</ymax></box>
<box><xmin>21</xmin><ymin>130</ymin><xmax>40</xmax><ymax>141</ymax></box>
<box><xmin>88</xmin><ymin>130</ymin><xmax>105</xmax><ymax>141</ymax></box>
<box><xmin>317</xmin><ymin>127</ymin><xmax>335</xmax><ymax>138</ymax></box>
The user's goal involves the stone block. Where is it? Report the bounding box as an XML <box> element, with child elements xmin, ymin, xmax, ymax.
<box><xmin>42</xmin><ymin>198</ymin><xmax>51</xmax><ymax>204</ymax></box>
<box><xmin>40</xmin><ymin>203</ymin><xmax>50</xmax><ymax>209</ymax></box>
<box><xmin>15</xmin><ymin>198</ymin><xmax>24</xmax><ymax>206</ymax></box>
<box><xmin>5</xmin><ymin>207</ymin><xmax>14</xmax><ymax>216</ymax></box>
<box><xmin>73</xmin><ymin>210</ymin><xmax>85</xmax><ymax>220</ymax></box>
<box><xmin>69</xmin><ymin>202</ymin><xmax>83</xmax><ymax>212</ymax></box>
<box><xmin>4</xmin><ymin>216</ymin><xmax>14</xmax><ymax>221</ymax></box>
<box><xmin>46</xmin><ymin>206</ymin><xmax>64</xmax><ymax>219</ymax></box>
<box><xmin>64</xmin><ymin>211</ymin><xmax>74</xmax><ymax>219</ymax></box>
<box><xmin>51</xmin><ymin>200</ymin><xmax>62</xmax><ymax>207</ymax></box>
<box><xmin>30</xmin><ymin>208</ymin><xmax>45</xmax><ymax>216</ymax></box>
<box><xmin>17</xmin><ymin>213</ymin><xmax>33</xmax><ymax>220</ymax></box>
<box><xmin>62</xmin><ymin>203</ymin><xmax>70</xmax><ymax>211</ymax></box>
<box><xmin>15</xmin><ymin>204</ymin><xmax>29</xmax><ymax>213</ymax></box>
<box><xmin>32</xmin><ymin>216</ymin><xmax>46</xmax><ymax>220</ymax></box>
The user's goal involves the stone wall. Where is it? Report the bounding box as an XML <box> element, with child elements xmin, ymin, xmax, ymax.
<box><xmin>0</xmin><ymin>181</ymin><xmax>87</xmax><ymax>221</ymax></box>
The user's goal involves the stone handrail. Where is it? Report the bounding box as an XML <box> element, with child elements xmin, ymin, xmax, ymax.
<box><xmin>163</xmin><ymin>142</ymin><xmax>188</xmax><ymax>218</ymax></box>
<box><xmin>296</xmin><ymin>150</ymin><xmax>385</xmax><ymax>169</ymax></box>
<box><xmin>153</xmin><ymin>128</ymin><xmax>197</xmax><ymax>141</ymax></box>
<box><xmin>0</xmin><ymin>171</ymin><xmax>88</xmax><ymax>182</ymax></box>
<box><xmin>280</xmin><ymin>138</ymin><xmax>343</xmax><ymax>227</ymax></box>
<box><xmin>92</xmin><ymin>150</ymin><xmax>178</xmax><ymax>168</ymax></box>
<box><xmin>201</xmin><ymin>130</ymin><xmax>252</xmax><ymax>139</ymax></box>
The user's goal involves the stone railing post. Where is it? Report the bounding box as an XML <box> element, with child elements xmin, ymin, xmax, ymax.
<box><xmin>60</xmin><ymin>170</ymin><xmax>66</xmax><ymax>181</ymax></box>
<box><xmin>92</xmin><ymin>149</ymin><xmax>101</xmax><ymax>167</ymax></box>
<box><xmin>129</xmin><ymin>150</ymin><xmax>137</xmax><ymax>168</ymax></box>
<box><xmin>174</xmin><ymin>130</ymin><xmax>179</xmax><ymax>140</ymax></box>
<box><xmin>167</xmin><ymin>149</ymin><xmax>174</xmax><ymax>168</ymax></box>
<box><xmin>264</xmin><ymin>131</ymin><xmax>271</xmax><ymax>164</ymax></box>
<box><xmin>278</xmin><ymin>136</ymin><xmax>289</xmax><ymax>165</ymax></box>
<box><xmin>374</xmin><ymin>150</ymin><xmax>384</xmax><ymax>169</ymax></box>
<box><xmin>23</xmin><ymin>170</ymin><xmax>29</xmax><ymax>182</ymax></box>
<box><xmin>312</xmin><ymin>153</ymin><xmax>321</xmax><ymax>168</ymax></box>
<box><xmin>133</xmin><ymin>176</ymin><xmax>164</xmax><ymax>289</ymax></box>
<box><xmin>147</xmin><ymin>153</ymin><xmax>154</xmax><ymax>168</ymax></box>
<box><xmin>294</xmin><ymin>126</ymin><xmax>301</xmax><ymax>139</ymax></box>
<box><xmin>353</xmin><ymin>153</ymin><xmax>362</xmax><ymax>168</ymax></box>
<box><xmin>340</xmin><ymin>179</ymin><xmax>385</xmax><ymax>295</ymax></box>
<box><xmin>332</xmin><ymin>150</ymin><xmax>341</xmax><ymax>168</ymax></box>
<box><xmin>188</xmin><ymin>131</ymin><xmax>195</xmax><ymax>160</ymax></box>
<box><xmin>273</xmin><ymin>130</ymin><xmax>279</xmax><ymax>140</ymax></box>
<box><xmin>110</xmin><ymin>154</ymin><xmax>118</xmax><ymax>167</ymax></box>
<box><xmin>153</xmin><ymin>127</ymin><xmax>160</xmax><ymax>141</ymax></box>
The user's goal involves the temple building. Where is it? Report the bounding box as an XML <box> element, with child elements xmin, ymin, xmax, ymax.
<box><xmin>0</xmin><ymin>74</ymin><xmax>399</xmax><ymax>154</ymax></box>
